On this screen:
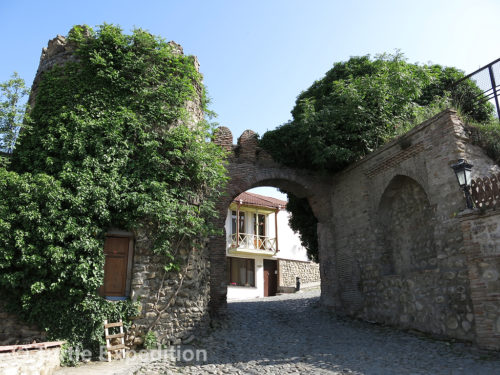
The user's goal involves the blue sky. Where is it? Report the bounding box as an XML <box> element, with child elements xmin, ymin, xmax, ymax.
<box><xmin>1</xmin><ymin>0</ymin><xmax>499</xmax><ymax>199</ymax></box>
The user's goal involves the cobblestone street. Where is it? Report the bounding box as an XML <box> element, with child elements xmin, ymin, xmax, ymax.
<box><xmin>127</xmin><ymin>289</ymin><xmax>500</xmax><ymax>375</ymax></box>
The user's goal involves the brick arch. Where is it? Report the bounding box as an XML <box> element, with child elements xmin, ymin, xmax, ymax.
<box><xmin>208</xmin><ymin>128</ymin><xmax>331</xmax><ymax>310</ymax></box>
<box><xmin>375</xmin><ymin>171</ymin><xmax>431</xmax><ymax>209</ymax></box>
<box><xmin>378</xmin><ymin>174</ymin><xmax>431</xmax><ymax>208</ymax></box>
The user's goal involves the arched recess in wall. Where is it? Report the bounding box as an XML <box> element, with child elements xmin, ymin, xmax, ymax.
<box><xmin>377</xmin><ymin>175</ymin><xmax>437</xmax><ymax>276</ymax></box>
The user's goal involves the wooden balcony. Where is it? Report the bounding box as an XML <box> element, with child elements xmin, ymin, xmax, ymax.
<box><xmin>229</xmin><ymin>233</ymin><xmax>277</xmax><ymax>256</ymax></box>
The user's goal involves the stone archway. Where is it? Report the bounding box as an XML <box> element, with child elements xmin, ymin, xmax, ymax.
<box><xmin>208</xmin><ymin>127</ymin><xmax>332</xmax><ymax>310</ymax></box>
<box><xmin>206</xmin><ymin>111</ymin><xmax>500</xmax><ymax>350</ymax></box>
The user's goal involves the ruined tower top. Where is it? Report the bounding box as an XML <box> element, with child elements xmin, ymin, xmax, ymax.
<box><xmin>29</xmin><ymin>26</ymin><xmax>204</xmax><ymax>126</ymax></box>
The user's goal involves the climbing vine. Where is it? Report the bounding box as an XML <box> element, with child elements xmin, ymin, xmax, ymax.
<box><xmin>0</xmin><ymin>24</ymin><xmax>227</xmax><ymax>361</ymax></box>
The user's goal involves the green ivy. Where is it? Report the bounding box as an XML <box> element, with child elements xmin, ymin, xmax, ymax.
<box><xmin>1</xmin><ymin>24</ymin><xmax>227</xmax><ymax>362</ymax></box>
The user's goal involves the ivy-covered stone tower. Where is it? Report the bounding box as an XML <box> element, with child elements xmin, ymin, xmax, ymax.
<box><xmin>2</xmin><ymin>25</ymin><xmax>226</xmax><ymax>354</ymax></box>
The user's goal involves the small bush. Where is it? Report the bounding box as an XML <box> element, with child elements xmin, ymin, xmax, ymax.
<box><xmin>143</xmin><ymin>330</ymin><xmax>158</xmax><ymax>350</ymax></box>
<box><xmin>465</xmin><ymin>117</ymin><xmax>500</xmax><ymax>166</ymax></box>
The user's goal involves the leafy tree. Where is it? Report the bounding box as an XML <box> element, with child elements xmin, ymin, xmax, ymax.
<box><xmin>261</xmin><ymin>53</ymin><xmax>493</xmax><ymax>173</ymax></box>
<box><xmin>1</xmin><ymin>24</ymin><xmax>227</xmax><ymax>361</ymax></box>
<box><xmin>0</xmin><ymin>72</ymin><xmax>29</xmax><ymax>164</ymax></box>
<box><xmin>261</xmin><ymin>53</ymin><xmax>494</xmax><ymax>260</ymax></box>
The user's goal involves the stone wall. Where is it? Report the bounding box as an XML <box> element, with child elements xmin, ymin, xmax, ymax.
<box><xmin>0</xmin><ymin>342</ymin><xmax>63</xmax><ymax>375</ymax></box>
<box><xmin>320</xmin><ymin>110</ymin><xmax>500</xmax><ymax>346</ymax></box>
<box><xmin>126</xmin><ymin>230</ymin><xmax>211</xmax><ymax>347</ymax></box>
<box><xmin>461</xmin><ymin>209</ymin><xmax>500</xmax><ymax>350</ymax></box>
<box><xmin>378</xmin><ymin>176</ymin><xmax>437</xmax><ymax>275</ymax></box>
<box><xmin>0</xmin><ymin>303</ymin><xmax>45</xmax><ymax>346</ymax></box>
<box><xmin>279</xmin><ymin>259</ymin><xmax>320</xmax><ymax>291</ymax></box>
<box><xmin>322</xmin><ymin>110</ymin><xmax>482</xmax><ymax>342</ymax></box>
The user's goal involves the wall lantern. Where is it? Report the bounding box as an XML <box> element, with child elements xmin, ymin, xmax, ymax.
<box><xmin>451</xmin><ymin>158</ymin><xmax>474</xmax><ymax>209</ymax></box>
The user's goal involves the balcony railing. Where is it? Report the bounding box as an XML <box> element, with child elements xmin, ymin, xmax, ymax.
<box><xmin>230</xmin><ymin>233</ymin><xmax>276</xmax><ymax>253</ymax></box>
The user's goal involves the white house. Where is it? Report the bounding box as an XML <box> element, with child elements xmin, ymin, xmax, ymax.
<box><xmin>225</xmin><ymin>191</ymin><xmax>320</xmax><ymax>300</ymax></box>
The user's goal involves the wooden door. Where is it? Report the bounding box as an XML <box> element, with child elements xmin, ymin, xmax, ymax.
<box><xmin>263</xmin><ymin>259</ymin><xmax>277</xmax><ymax>297</ymax></box>
<box><xmin>101</xmin><ymin>236</ymin><xmax>130</xmax><ymax>297</ymax></box>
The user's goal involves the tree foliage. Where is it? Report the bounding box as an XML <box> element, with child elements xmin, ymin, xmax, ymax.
<box><xmin>0</xmin><ymin>72</ymin><xmax>29</xmax><ymax>164</ymax></box>
<box><xmin>261</xmin><ymin>53</ymin><xmax>493</xmax><ymax>172</ymax></box>
<box><xmin>261</xmin><ymin>53</ymin><xmax>494</xmax><ymax>261</ymax></box>
<box><xmin>0</xmin><ymin>24</ymin><xmax>227</xmax><ymax>361</ymax></box>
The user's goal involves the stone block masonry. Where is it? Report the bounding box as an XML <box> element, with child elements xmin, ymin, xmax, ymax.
<box><xmin>461</xmin><ymin>209</ymin><xmax>500</xmax><ymax>350</ymax></box>
<box><xmin>278</xmin><ymin>259</ymin><xmax>320</xmax><ymax>291</ymax></box>
<box><xmin>126</xmin><ymin>229</ymin><xmax>212</xmax><ymax>347</ymax></box>
<box><xmin>0</xmin><ymin>342</ymin><xmax>63</xmax><ymax>375</ymax></box>
<box><xmin>0</xmin><ymin>303</ymin><xmax>45</xmax><ymax>346</ymax></box>
<box><xmin>321</xmin><ymin>110</ymin><xmax>500</xmax><ymax>347</ymax></box>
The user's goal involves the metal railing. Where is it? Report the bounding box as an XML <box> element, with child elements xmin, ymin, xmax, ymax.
<box><xmin>453</xmin><ymin>58</ymin><xmax>500</xmax><ymax>119</ymax></box>
<box><xmin>230</xmin><ymin>233</ymin><xmax>277</xmax><ymax>252</ymax></box>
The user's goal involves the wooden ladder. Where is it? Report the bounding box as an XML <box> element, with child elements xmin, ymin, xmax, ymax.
<box><xmin>104</xmin><ymin>319</ymin><xmax>126</xmax><ymax>361</ymax></box>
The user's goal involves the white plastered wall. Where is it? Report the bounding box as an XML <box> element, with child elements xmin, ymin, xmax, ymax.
<box><xmin>224</xmin><ymin>207</ymin><xmax>310</xmax><ymax>300</ymax></box>
<box><xmin>273</xmin><ymin>211</ymin><xmax>309</xmax><ymax>262</ymax></box>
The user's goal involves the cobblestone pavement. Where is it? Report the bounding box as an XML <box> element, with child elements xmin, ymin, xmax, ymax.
<box><xmin>127</xmin><ymin>289</ymin><xmax>500</xmax><ymax>375</ymax></box>
<box><xmin>57</xmin><ymin>289</ymin><xmax>500</xmax><ymax>375</ymax></box>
